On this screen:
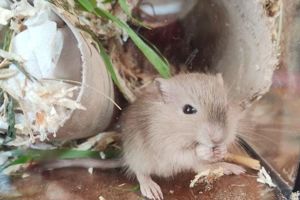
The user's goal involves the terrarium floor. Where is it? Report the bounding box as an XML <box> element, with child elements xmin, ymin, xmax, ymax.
<box><xmin>10</xmin><ymin>167</ymin><xmax>281</xmax><ymax>200</ymax></box>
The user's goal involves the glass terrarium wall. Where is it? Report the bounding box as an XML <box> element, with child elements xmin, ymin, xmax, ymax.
<box><xmin>244</xmin><ymin>0</ymin><xmax>300</xmax><ymax>191</ymax></box>
<box><xmin>1</xmin><ymin>0</ymin><xmax>300</xmax><ymax>199</ymax></box>
<box><xmin>133</xmin><ymin>0</ymin><xmax>300</xmax><ymax>197</ymax></box>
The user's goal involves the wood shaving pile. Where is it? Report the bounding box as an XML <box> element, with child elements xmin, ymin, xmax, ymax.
<box><xmin>190</xmin><ymin>167</ymin><xmax>224</xmax><ymax>191</ymax></box>
<box><xmin>0</xmin><ymin>0</ymin><xmax>85</xmax><ymax>143</ymax></box>
<box><xmin>52</xmin><ymin>0</ymin><xmax>138</xmax><ymax>41</ymax></box>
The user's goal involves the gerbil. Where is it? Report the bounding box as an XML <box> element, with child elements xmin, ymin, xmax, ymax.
<box><xmin>44</xmin><ymin>73</ymin><xmax>245</xmax><ymax>200</ymax></box>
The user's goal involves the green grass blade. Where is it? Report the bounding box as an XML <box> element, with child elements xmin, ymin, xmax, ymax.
<box><xmin>0</xmin><ymin>149</ymin><xmax>101</xmax><ymax>171</ymax></box>
<box><xmin>1</xmin><ymin>26</ymin><xmax>13</xmax><ymax>51</ymax></box>
<box><xmin>75</xmin><ymin>0</ymin><xmax>170</xmax><ymax>78</ymax></box>
<box><xmin>93</xmin><ymin>7</ymin><xmax>171</xmax><ymax>78</ymax></box>
<box><xmin>0</xmin><ymin>155</ymin><xmax>31</xmax><ymax>171</ymax></box>
<box><xmin>0</xmin><ymin>90</ymin><xmax>4</xmax><ymax>108</ymax></box>
<box><xmin>102</xmin><ymin>146</ymin><xmax>121</xmax><ymax>159</ymax></box>
<box><xmin>0</xmin><ymin>147</ymin><xmax>122</xmax><ymax>171</ymax></box>
<box><xmin>56</xmin><ymin>149</ymin><xmax>99</xmax><ymax>159</ymax></box>
<box><xmin>118</xmin><ymin>0</ymin><xmax>131</xmax><ymax>17</ymax></box>
<box><xmin>102</xmin><ymin>0</ymin><xmax>114</xmax><ymax>3</ymax></box>
<box><xmin>76</xmin><ymin>26</ymin><xmax>121</xmax><ymax>90</ymax></box>
<box><xmin>97</xmin><ymin>42</ymin><xmax>121</xmax><ymax>88</ymax></box>
<box><xmin>5</xmin><ymin>97</ymin><xmax>15</xmax><ymax>141</ymax></box>
<box><xmin>138</xmin><ymin>34</ymin><xmax>169</xmax><ymax>65</ymax></box>
<box><xmin>25</xmin><ymin>149</ymin><xmax>100</xmax><ymax>160</ymax></box>
<box><xmin>131</xmin><ymin>185</ymin><xmax>140</xmax><ymax>192</ymax></box>
<box><xmin>7</xmin><ymin>155</ymin><xmax>31</xmax><ymax>166</ymax></box>
<box><xmin>117</xmin><ymin>0</ymin><xmax>150</xmax><ymax>28</ymax></box>
<box><xmin>77</xmin><ymin>0</ymin><xmax>96</xmax><ymax>12</ymax></box>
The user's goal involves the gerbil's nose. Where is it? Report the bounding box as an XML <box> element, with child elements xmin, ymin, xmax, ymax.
<box><xmin>211</xmin><ymin>137</ymin><xmax>222</xmax><ymax>144</ymax></box>
<box><xmin>207</xmin><ymin>127</ymin><xmax>223</xmax><ymax>144</ymax></box>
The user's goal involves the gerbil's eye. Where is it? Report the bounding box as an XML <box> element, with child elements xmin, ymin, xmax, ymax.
<box><xmin>183</xmin><ymin>104</ymin><xmax>197</xmax><ymax>114</ymax></box>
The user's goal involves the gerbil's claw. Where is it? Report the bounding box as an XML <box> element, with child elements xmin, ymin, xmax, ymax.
<box><xmin>219</xmin><ymin>162</ymin><xmax>246</xmax><ymax>175</ymax></box>
<box><xmin>137</xmin><ymin>174</ymin><xmax>163</xmax><ymax>200</ymax></box>
<box><xmin>213</xmin><ymin>144</ymin><xmax>227</xmax><ymax>161</ymax></box>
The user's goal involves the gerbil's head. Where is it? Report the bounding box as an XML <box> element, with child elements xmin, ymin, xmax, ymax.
<box><xmin>150</xmin><ymin>73</ymin><xmax>239</xmax><ymax>148</ymax></box>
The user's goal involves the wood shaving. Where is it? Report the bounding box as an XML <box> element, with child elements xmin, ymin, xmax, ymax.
<box><xmin>76</xmin><ymin>131</ymin><xmax>119</xmax><ymax>151</ymax></box>
<box><xmin>52</xmin><ymin>0</ymin><xmax>125</xmax><ymax>40</ymax></box>
<box><xmin>190</xmin><ymin>169</ymin><xmax>210</xmax><ymax>188</ymax></box>
<box><xmin>263</xmin><ymin>0</ymin><xmax>281</xmax><ymax>17</ymax></box>
<box><xmin>21</xmin><ymin>173</ymin><xmax>29</xmax><ymax>178</ymax></box>
<box><xmin>0</xmin><ymin>7</ymin><xmax>13</xmax><ymax>25</ymax></box>
<box><xmin>224</xmin><ymin>153</ymin><xmax>261</xmax><ymax>170</ymax></box>
<box><xmin>96</xmin><ymin>0</ymin><xmax>112</xmax><ymax>11</ymax></box>
<box><xmin>230</xmin><ymin>184</ymin><xmax>246</xmax><ymax>187</ymax></box>
<box><xmin>1</xmin><ymin>80</ymin><xmax>84</xmax><ymax>141</ymax></box>
<box><xmin>0</xmin><ymin>0</ymin><xmax>49</xmax><ymax>26</ymax></box>
<box><xmin>88</xmin><ymin>168</ymin><xmax>93</xmax><ymax>175</ymax></box>
<box><xmin>290</xmin><ymin>191</ymin><xmax>300</xmax><ymax>200</ymax></box>
<box><xmin>257</xmin><ymin>167</ymin><xmax>276</xmax><ymax>188</ymax></box>
<box><xmin>190</xmin><ymin>167</ymin><xmax>224</xmax><ymax>190</ymax></box>
<box><xmin>0</xmin><ymin>68</ymin><xmax>18</xmax><ymax>79</ymax></box>
<box><xmin>118</xmin><ymin>183</ymin><xmax>126</xmax><ymax>187</ymax></box>
<box><xmin>98</xmin><ymin>196</ymin><xmax>106</xmax><ymax>200</ymax></box>
<box><xmin>100</xmin><ymin>152</ymin><xmax>106</xmax><ymax>159</ymax></box>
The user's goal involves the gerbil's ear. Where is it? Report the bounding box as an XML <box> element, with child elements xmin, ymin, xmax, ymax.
<box><xmin>216</xmin><ymin>73</ymin><xmax>224</xmax><ymax>86</ymax></box>
<box><xmin>154</xmin><ymin>78</ymin><xmax>170</xmax><ymax>102</ymax></box>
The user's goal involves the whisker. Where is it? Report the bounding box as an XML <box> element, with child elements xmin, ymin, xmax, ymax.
<box><xmin>231</xmin><ymin>137</ymin><xmax>258</xmax><ymax>156</ymax></box>
<box><xmin>236</xmin><ymin>132</ymin><xmax>278</xmax><ymax>145</ymax></box>
<box><xmin>239</xmin><ymin>119</ymin><xmax>300</xmax><ymax>129</ymax></box>
<box><xmin>239</xmin><ymin>126</ymin><xmax>300</xmax><ymax>136</ymax></box>
<box><xmin>229</xmin><ymin>140</ymin><xmax>247</xmax><ymax>154</ymax></box>
<box><xmin>238</xmin><ymin>122</ymin><xmax>300</xmax><ymax>131</ymax></box>
<box><xmin>237</xmin><ymin>131</ymin><xmax>278</xmax><ymax>142</ymax></box>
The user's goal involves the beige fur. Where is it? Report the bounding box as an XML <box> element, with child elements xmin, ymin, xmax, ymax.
<box><xmin>43</xmin><ymin>73</ymin><xmax>245</xmax><ymax>200</ymax></box>
<box><xmin>121</xmin><ymin>73</ymin><xmax>242</xmax><ymax>179</ymax></box>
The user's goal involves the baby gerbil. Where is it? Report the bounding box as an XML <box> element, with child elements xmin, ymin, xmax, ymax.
<box><xmin>44</xmin><ymin>73</ymin><xmax>245</xmax><ymax>200</ymax></box>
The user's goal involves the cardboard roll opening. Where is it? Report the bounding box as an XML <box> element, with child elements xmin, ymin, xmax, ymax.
<box><xmin>49</xmin><ymin>8</ymin><xmax>115</xmax><ymax>140</ymax></box>
<box><xmin>113</xmin><ymin>0</ymin><xmax>278</xmax><ymax>107</ymax></box>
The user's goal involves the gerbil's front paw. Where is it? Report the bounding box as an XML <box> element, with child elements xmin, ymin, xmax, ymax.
<box><xmin>213</xmin><ymin>144</ymin><xmax>227</xmax><ymax>161</ymax></box>
<box><xmin>137</xmin><ymin>175</ymin><xmax>163</xmax><ymax>200</ymax></box>
<box><xmin>196</xmin><ymin>145</ymin><xmax>213</xmax><ymax>161</ymax></box>
<box><xmin>219</xmin><ymin>162</ymin><xmax>246</xmax><ymax>175</ymax></box>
